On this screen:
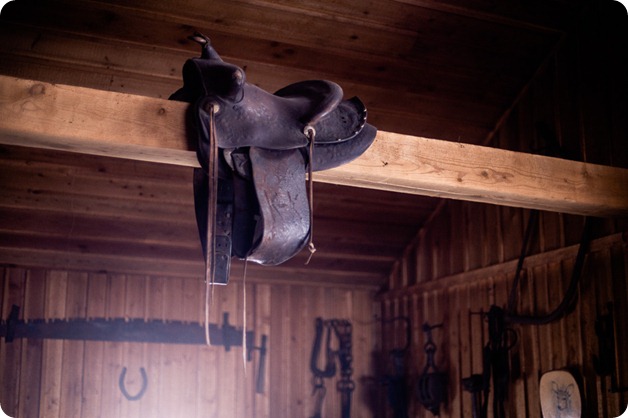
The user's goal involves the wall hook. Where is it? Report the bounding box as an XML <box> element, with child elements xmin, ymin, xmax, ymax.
<box><xmin>119</xmin><ymin>367</ymin><xmax>148</xmax><ymax>401</ymax></box>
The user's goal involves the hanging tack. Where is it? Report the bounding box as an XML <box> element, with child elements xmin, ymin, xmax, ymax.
<box><xmin>304</xmin><ymin>125</ymin><xmax>317</xmax><ymax>265</ymax></box>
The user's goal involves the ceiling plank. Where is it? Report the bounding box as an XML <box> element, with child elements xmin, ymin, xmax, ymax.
<box><xmin>1</xmin><ymin>75</ymin><xmax>627</xmax><ymax>216</ymax></box>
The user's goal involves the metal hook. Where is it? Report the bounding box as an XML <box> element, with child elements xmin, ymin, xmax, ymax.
<box><xmin>119</xmin><ymin>367</ymin><xmax>148</xmax><ymax>401</ymax></box>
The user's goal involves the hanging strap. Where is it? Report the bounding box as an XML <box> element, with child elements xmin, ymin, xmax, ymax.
<box><xmin>204</xmin><ymin>103</ymin><xmax>219</xmax><ymax>346</ymax></box>
<box><xmin>507</xmin><ymin>217</ymin><xmax>594</xmax><ymax>325</ymax></box>
<box><xmin>309</xmin><ymin>378</ymin><xmax>326</xmax><ymax>418</ymax></box>
<box><xmin>304</xmin><ymin>125</ymin><xmax>317</xmax><ymax>265</ymax></box>
<box><xmin>310</xmin><ymin>318</ymin><xmax>336</xmax><ymax>379</ymax></box>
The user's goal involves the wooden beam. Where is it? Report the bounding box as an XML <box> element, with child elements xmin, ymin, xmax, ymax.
<box><xmin>0</xmin><ymin>75</ymin><xmax>194</xmax><ymax>166</ymax></box>
<box><xmin>1</xmin><ymin>75</ymin><xmax>627</xmax><ymax>216</ymax></box>
<box><xmin>314</xmin><ymin>132</ymin><xmax>628</xmax><ymax>216</ymax></box>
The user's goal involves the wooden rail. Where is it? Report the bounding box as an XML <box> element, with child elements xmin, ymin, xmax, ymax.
<box><xmin>1</xmin><ymin>75</ymin><xmax>627</xmax><ymax>216</ymax></box>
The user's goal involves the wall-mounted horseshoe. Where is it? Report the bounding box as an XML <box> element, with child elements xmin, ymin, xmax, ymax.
<box><xmin>119</xmin><ymin>367</ymin><xmax>148</xmax><ymax>401</ymax></box>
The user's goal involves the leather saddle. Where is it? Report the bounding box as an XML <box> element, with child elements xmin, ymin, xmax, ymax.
<box><xmin>170</xmin><ymin>34</ymin><xmax>376</xmax><ymax>284</ymax></box>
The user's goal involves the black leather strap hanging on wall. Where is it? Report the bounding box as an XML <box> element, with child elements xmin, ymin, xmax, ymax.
<box><xmin>506</xmin><ymin>216</ymin><xmax>594</xmax><ymax>325</ymax></box>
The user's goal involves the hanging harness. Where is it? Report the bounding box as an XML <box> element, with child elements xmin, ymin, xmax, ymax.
<box><xmin>309</xmin><ymin>317</ymin><xmax>354</xmax><ymax>418</ymax></box>
<box><xmin>462</xmin><ymin>217</ymin><xmax>592</xmax><ymax>418</ymax></box>
<box><xmin>461</xmin><ymin>306</ymin><xmax>517</xmax><ymax>418</ymax></box>
<box><xmin>380</xmin><ymin>316</ymin><xmax>411</xmax><ymax>418</ymax></box>
<box><xmin>416</xmin><ymin>322</ymin><xmax>448</xmax><ymax>416</ymax></box>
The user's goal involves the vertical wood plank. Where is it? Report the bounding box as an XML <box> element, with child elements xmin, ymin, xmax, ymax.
<box><xmin>253</xmin><ymin>283</ymin><xmax>271</xmax><ymax>418</ymax></box>
<box><xmin>242</xmin><ymin>280</ymin><xmax>255</xmax><ymax>418</ymax></box>
<box><xmin>197</xmin><ymin>280</ymin><xmax>221</xmax><ymax>418</ymax></box>
<box><xmin>611</xmin><ymin>244</ymin><xmax>628</xmax><ymax>411</ymax></box>
<box><xmin>18</xmin><ymin>269</ymin><xmax>45</xmax><ymax>418</ymax></box>
<box><xmin>483</xmin><ymin>205</ymin><xmax>501</xmax><ymax>267</ymax></box>
<box><xmin>458</xmin><ymin>284</ymin><xmax>472</xmax><ymax>418</ymax></box>
<box><xmin>143</xmin><ymin>276</ymin><xmax>165</xmax><ymax>418</ymax></box>
<box><xmin>0</xmin><ymin>268</ymin><xmax>26</xmax><ymax>417</ymax></box>
<box><xmin>448</xmin><ymin>202</ymin><xmax>466</xmax><ymax>275</ymax></box>
<box><xmin>446</xmin><ymin>285</ymin><xmax>461</xmax><ymax>418</ymax></box>
<box><xmin>593</xmin><ymin>249</ymin><xmax>615</xmax><ymax>416</ymax></box>
<box><xmin>181</xmin><ymin>277</ymin><xmax>200</xmax><ymax>417</ymax></box>
<box><xmin>39</xmin><ymin>270</ymin><xmax>68</xmax><ymax>418</ymax></box>
<box><xmin>269</xmin><ymin>284</ymin><xmax>286</xmax><ymax>418</ymax></box>
<box><xmin>546</xmin><ymin>261</ymin><xmax>564</xmax><ymax>367</ymax></box>
<box><xmin>516</xmin><ymin>264</ymin><xmax>534</xmax><ymax>418</ymax></box>
<box><xmin>533</xmin><ymin>265</ymin><xmax>553</xmax><ymax>373</ymax></box>
<box><xmin>539</xmin><ymin>211</ymin><xmax>562</xmax><ymax>252</ymax></box>
<box><xmin>223</xmin><ymin>283</ymin><xmax>240</xmax><ymax>417</ymax></box>
<box><xmin>432</xmin><ymin>289</ymin><xmax>447</xmax><ymax>417</ymax></box>
<box><xmin>575</xmin><ymin>251</ymin><xmax>600</xmax><ymax>418</ymax></box>
<box><xmin>352</xmin><ymin>288</ymin><xmax>376</xmax><ymax>418</ymax></box>
<box><xmin>429</xmin><ymin>210</ymin><xmax>445</xmax><ymax>279</ymax></box>
<box><xmin>99</xmin><ymin>274</ymin><xmax>126</xmax><ymax>418</ymax></box>
<box><xmin>59</xmin><ymin>271</ymin><xmax>88</xmax><ymax>418</ymax></box>
<box><xmin>227</xmin><ymin>280</ymin><xmax>245</xmax><ymax>418</ymax></box>
<box><xmin>81</xmin><ymin>273</ymin><xmax>107</xmax><ymax>418</ymax></box>
<box><xmin>288</xmin><ymin>285</ymin><xmax>307</xmax><ymax>418</ymax></box>
<box><xmin>158</xmin><ymin>277</ymin><xmax>185</xmax><ymax>418</ymax></box>
<box><xmin>418</xmin><ymin>229</ymin><xmax>431</xmax><ymax>282</ymax></box>
<box><xmin>120</xmin><ymin>274</ymin><xmax>147</xmax><ymax>418</ymax></box>
<box><xmin>500</xmin><ymin>206</ymin><xmax>524</xmax><ymax>263</ymax></box>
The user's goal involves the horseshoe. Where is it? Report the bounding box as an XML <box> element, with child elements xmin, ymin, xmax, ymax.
<box><xmin>119</xmin><ymin>367</ymin><xmax>148</xmax><ymax>401</ymax></box>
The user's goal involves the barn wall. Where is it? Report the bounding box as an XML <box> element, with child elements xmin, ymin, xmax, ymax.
<box><xmin>0</xmin><ymin>268</ymin><xmax>380</xmax><ymax>418</ymax></box>
<box><xmin>380</xmin><ymin>8</ymin><xmax>628</xmax><ymax>418</ymax></box>
<box><xmin>383</xmin><ymin>210</ymin><xmax>627</xmax><ymax>418</ymax></box>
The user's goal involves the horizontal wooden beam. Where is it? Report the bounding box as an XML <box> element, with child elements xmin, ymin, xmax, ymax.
<box><xmin>0</xmin><ymin>75</ymin><xmax>195</xmax><ymax>166</ymax></box>
<box><xmin>379</xmin><ymin>232</ymin><xmax>626</xmax><ymax>300</ymax></box>
<box><xmin>1</xmin><ymin>75</ymin><xmax>627</xmax><ymax>216</ymax></box>
<box><xmin>0</xmin><ymin>246</ymin><xmax>381</xmax><ymax>289</ymax></box>
<box><xmin>314</xmin><ymin>132</ymin><xmax>628</xmax><ymax>217</ymax></box>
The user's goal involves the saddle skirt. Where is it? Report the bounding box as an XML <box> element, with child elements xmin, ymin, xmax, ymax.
<box><xmin>170</xmin><ymin>34</ymin><xmax>376</xmax><ymax>283</ymax></box>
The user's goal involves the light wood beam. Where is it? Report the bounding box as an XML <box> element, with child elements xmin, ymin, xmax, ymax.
<box><xmin>1</xmin><ymin>75</ymin><xmax>627</xmax><ymax>216</ymax></box>
<box><xmin>313</xmin><ymin>132</ymin><xmax>628</xmax><ymax>216</ymax></box>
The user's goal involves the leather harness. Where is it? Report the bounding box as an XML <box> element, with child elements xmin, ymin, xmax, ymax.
<box><xmin>309</xmin><ymin>317</ymin><xmax>354</xmax><ymax>418</ymax></box>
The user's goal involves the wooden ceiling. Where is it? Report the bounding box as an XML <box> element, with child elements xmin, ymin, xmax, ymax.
<box><xmin>0</xmin><ymin>0</ymin><xmax>585</xmax><ymax>287</ymax></box>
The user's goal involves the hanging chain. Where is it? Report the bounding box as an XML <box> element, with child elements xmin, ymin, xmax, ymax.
<box><xmin>333</xmin><ymin>320</ymin><xmax>355</xmax><ymax>418</ymax></box>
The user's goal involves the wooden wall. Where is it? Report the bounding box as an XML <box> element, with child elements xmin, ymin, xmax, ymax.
<box><xmin>379</xmin><ymin>7</ymin><xmax>628</xmax><ymax>418</ymax></box>
<box><xmin>383</xmin><ymin>209</ymin><xmax>627</xmax><ymax>418</ymax></box>
<box><xmin>0</xmin><ymin>268</ymin><xmax>380</xmax><ymax>418</ymax></box>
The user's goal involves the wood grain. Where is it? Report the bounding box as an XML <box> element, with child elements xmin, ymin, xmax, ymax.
<box><xmin>2</xmin><ymin>75</ymin><xmax>626</xmax><ymax>216</ymax></box>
